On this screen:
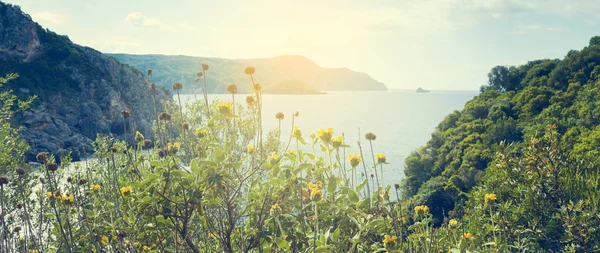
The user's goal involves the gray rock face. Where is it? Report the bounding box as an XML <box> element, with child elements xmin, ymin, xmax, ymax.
<box><xmin>0</xmin><ymin>2</ymin><xmax>172</xmax><ymax>161</ymax></box>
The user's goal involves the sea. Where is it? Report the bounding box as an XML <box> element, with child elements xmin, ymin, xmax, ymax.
<box><xmin>178</xmin><ymin>90</ymin><xmax>478</xmax><ymax>188</ymax></box>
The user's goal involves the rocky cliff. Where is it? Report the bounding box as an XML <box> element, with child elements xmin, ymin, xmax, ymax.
<box><xmin>0</xmin><ymin>2</ymin><xmax>171</xmax><ymax>161</ymax></box>
<box><xmin>110</xmin><ymin>54</ymin><xmax>387</xmax><ymax>94</ymax></box>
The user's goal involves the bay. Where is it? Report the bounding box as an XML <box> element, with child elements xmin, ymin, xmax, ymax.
<box><xmin>178</xmin><ymin>90</ymin><xmax>478</xmax><ymax>188</ymax></box>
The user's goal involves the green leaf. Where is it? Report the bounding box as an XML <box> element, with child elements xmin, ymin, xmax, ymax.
<box><xmin>348</xmin><ymin>189</ymin><xmax>359</xmax><ymax>203</ymax></box>
<box><xmin>332</xmin><ymin>228</ymin><xmax>341</xmax><ymax>242</ymax></box>
<box><xmin>274</xmin><ymin>238</ymin><xmax>289</xmax><ymax>249</ymax></box>
<box><xmin>328</xmin><ymin>176</ymin><xmax>337</xmax><ymax>194</ymax></box>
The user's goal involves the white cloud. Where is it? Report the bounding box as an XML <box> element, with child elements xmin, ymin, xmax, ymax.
<box><xmin>86</xmin><ymin>36</ymin><xmax>145</xmax><ymax>53</ymax></box>
<box><xmin>124</xmin><ymin>12</ymin><xmax>170</xmax><ymax>30</ymax></box>
<box><xmin>31</xmin><ymin>12</ymin><xmax>66</xmax><ymax>26</ymax></box>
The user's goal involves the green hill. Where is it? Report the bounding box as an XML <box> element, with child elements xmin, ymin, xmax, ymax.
<box><xmin>403</xmin><ymin>36</ymin><xmax>600</xmax><ymax>223</ymax></box>
<box><xmin>108</xmin><ymin>54</ymin><xmax>387</xmax><ymax>94</ymax></box>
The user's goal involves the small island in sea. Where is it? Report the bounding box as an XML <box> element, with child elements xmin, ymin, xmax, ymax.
<box><xmin>416</xmin><ymin>87</ymin><xmax>431</xmax><ymax>93</ymax></box>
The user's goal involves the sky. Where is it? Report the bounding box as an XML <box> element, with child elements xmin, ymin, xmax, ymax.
<box><xmin>8</xmin><ymin>0</ymin><xmax>600</xmax><ymax>90</ymax></box>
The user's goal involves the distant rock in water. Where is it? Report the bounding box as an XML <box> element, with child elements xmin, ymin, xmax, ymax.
<box><xmin>109</xmin><ymin>54</ymin><xmax>387</xmax><ymax>94</ymax></box>
<box><xmin>0</xmin><ymin>2</ymin><xmax>171</xmax><ymax>161</ymax></box>
<box><xmin>416</xmin><ymin>87</ymin><xmax>430</xmax><ymax>93</ymax></box>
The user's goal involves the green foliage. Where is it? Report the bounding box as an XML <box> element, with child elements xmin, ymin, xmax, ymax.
<box><xmin>0</xmin><ymin>58</ymin><xmax>599</xmax><ymax>252</ymax></box>
<box><xmin>0</xmin><ymin>74</ymin><xmax>35</xmax><ymax>174</ymax></box>
<box><xmin>402</xmin><ymin>37</ymin><xmax>600</xmax><ymax>227</ymax></box>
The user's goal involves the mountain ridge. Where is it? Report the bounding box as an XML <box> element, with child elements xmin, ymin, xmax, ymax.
<box><xmin>109</xmin><ymin>53</ymin><xmax>387</xmax><ymax>94</ymax></box>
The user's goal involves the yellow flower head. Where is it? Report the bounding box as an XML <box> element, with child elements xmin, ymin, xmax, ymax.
<box><xmin>195</xmin><ymin>128</ymin><xmax>208</xmax><ymax>138</ymax></box>
<box><xmin>414</xmin><ymin>205</ymin><xmax>429</xmax><ymax>216</ymax></box>
<box><xmin>246</xmin><ymin>145</ymin><xmax>256</xmax><ymax>154</ymax></box>
<box><xmin>383</xmin><ymin>235</ymin><xmax>397</xmax><ymax>245</ymax></box>
<box><xmin>208</xmin><ymin>233</ymin><xmax>217</xmax><ymax>239</ymax></box>
<box><xmin>142</xmin><ymin>246</ymin><xmax>151</xmax><ymax>251</ymax></box>
<box><xmin>28</xmin><ymin>250</ymin><xmax>39</xmax><ymax>253</ymax></box>
<box><xmin>462</xmin><ymin>232</ymin><xmax>473</xmax><ymax>240</ymax></box>
<box><xmin>100</xmin><ymin>235</ymin><xmax>109</xmax><ymax>245</ymax></box>
<box><xmin>167</xmin><ymin>142</ymin><xmax>181</xmax><ymax>154</ymax></box>
<box><xmin>271</xmin><ymin>202</ymin><xmax>279</xmax><ymax>210</ymax></box>
<box><xmin>331</xmin><ymin>135</ymin><xmax>344</xmax><ymax>148</ymax></box>
<box><xmin>292</xmin><ymin>126</ymin><xmax>302</xmax><ymax>139</ymax></box>
<box><xmin>286</xmin><ymin>149</ymin><xmax>297</xmax><ymax>155</ymax></box>
<box><xmin>376</xmin><ymin>153</ymin><xmax>387</xmax><ymax>163</ymax></box>
<box><xmin>120</xmin><ymin>186</ymin><xmax>133</xmax><ymax>196</ymax></box>
<box><xmin>348</xmin><ymin>154</ymin><xmax>362</xmax><ymax>167</ymax></box>
<box><xmin>310</xmin><ymin>188</ymin><xmax>322</xmax><ymax>201</ymax></box>
<box><xmin>47</xmin><ymin>192</ymin><xmax>52</xmax><ymax>199</ymax></box>
<box><xmin>449</xmin><ymin>219</ymin><xmax>458</xmax><ymax>227</ymax></box>
<box><xmin>135</xmin><ymin>131</ymin><xmax>144</xmax><ymax>143</ymax></box>
<box><xmin>484</xmin><ymin>193</ymin><xmax>497</xmax><ymax>202</ymax></box>
<box><xmin>217</xmin><ymin>101</ymin><xmax>233</xmax><ymax>115</ymax></box>
<box><xmin>317</xmin><ymin>128</ymin><xmax>334</xmax><ymax>142</ymax></box>
<box><xmin>308</xmin><ymin>181</ymin><xmax>323</xmax><ymax>200</ymax></box>
<box><xmin>91</xmin><ymin>184</ymin><xmax>101</xmax><ymax>192</ymax></box>
<box><xmin>268</xmin><ymin>153</ymin><xmax>279</xmax><ymax>164</ymax></box>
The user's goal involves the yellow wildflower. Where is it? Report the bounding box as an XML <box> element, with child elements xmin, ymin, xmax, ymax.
<box><xmin>195</xmin><ymin>128</ymin><xmax>208</xmax><ymax>138</ymax></box>
<box><xmin>217</xmin><ymin>101</ymin><xmax>233</xmax><ymax>115</ymax></box>
<box><xmin>462</xmin><ymin>232</ymin><xmax>472</xmax><ymax>240</ymax></box>
<box><xmin>100</xmin><ymin>235</ymin><xmax>109</xmax><ymax>245</ymax></box>
<box><xmin>91</xmin><ymin>184</ymin><xmax>101</xmax><ymax>192</ymax></box>
<box><xmin>47</xmin><ymin>192</ymin><xmax>52</xmax><ymax>199</ymax></box>
<box><xmin>310</xmin><ymin>188</ymin><xmax>322</xmax><ymax>201</ymax></box>
<box><xmin>376</xmin><ymin>153</ymin><xmax>387</xmax><ymax>163</ymax></box>
<box><xmin>383</xmin><ymin>235</ymin><xmax>397</xmax><ymax>245</ymax></box>
<box><xmin>348</xmin><ymin>154</ymin><xmax>361</xmax><ymax>167</ymax></box>
<box><xmin>134</xmin><ymin>131</ymin><xmax>144</xmax><ymax>142</ymax></box>
<box><xmin>208</xmin><ymin>233</ymin><xmax>217</xmax><ymax>239</ymax></box>
<box><xmin>120</xmin><ymin>186</ymin><xmax>133</xmax><ymax>196</ymax></box>
<box><xmin>268</xmin><ymin>153</ymin><xmax>279</xmax><ymax>164</ymax></box>
<box><xmin>414</xmin><ymin>205</ymin><xmax>429</xmax><ymax>216</ymax></box>
<box><xmin>484</xmin><ymin>193</ymin><xmax>497</xmax><ymax>202</ymax></box>
<box><xmin>292</xmin><ymin>126</ymin><xmax>302</xmax><ymax>138</ymax></box>
<box><xmin>449</xmin><ymin>219</ymin><xmax>458</xmax><ymax>227</ymax></box>
<box><xmin>142</xmin><ymin>246</ymin><xmax>151</xmax><ymax>251</ymax></box>
<box><xmin>331</xmin><ymin>135</ymin><xmax>344</xmax><ymax>148</ymax></box>
<box><xmin>246</xmin><ymin>145</ymin><xmax>256</xmax><ymax>154</ymax></box>
<box><xmin>286</xmin><ymin>149</ymin><xmax>297</xmax><ymax>155</ymax></box>
<box><xmin>317</xmin><ymin>128</ymin><xmax>333</xmax><ymax>142</ymax></box>
<box><xmin>28</xmin><ymin>250</ymin><xmax>39</xmax><ymax>253</ymax></box>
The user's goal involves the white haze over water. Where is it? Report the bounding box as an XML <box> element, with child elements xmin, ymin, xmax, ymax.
<box><xmin>179</xmin><ymin>90</ymin><xmax>478</xmax><ymax>189</ymax></box>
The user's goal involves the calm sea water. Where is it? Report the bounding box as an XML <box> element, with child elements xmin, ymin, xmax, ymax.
<box><xmin>179</xmin><ymin>90</ymin><xmax>478</xmax><ymax>188</ymax></box>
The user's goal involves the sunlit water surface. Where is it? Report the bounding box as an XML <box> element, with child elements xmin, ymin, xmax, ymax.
<box><xmin>178</xmin><ymin>90</ymin><xmax>478</xmax><ymax>188</ymax></box>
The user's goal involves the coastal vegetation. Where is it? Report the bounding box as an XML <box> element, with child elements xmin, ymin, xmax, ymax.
<box><xmin>0</xmin><ymin>51</ymin><xmax>598</xmax><ymax>252</ymax></box>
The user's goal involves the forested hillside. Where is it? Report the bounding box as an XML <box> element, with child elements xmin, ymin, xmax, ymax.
<box><xmin>402</xmin><ymin>36</ymin><xmax>600</xmax><ymax>223</ymax></box>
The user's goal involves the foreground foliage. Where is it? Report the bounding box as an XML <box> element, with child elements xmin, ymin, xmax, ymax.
<box><xmin>0</xmin><ymin>58</ymin><xmax>598</xmax><ymax>253</ymax></box>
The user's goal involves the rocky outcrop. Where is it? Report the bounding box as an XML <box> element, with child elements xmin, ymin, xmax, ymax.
<box><xmin>109</xmin><ymin>54</ymin><xmax>388</xmax><ymax>94</ymax></box>
<box><xmin>0</xmin><ymin>2</ymin><xmax>171</xmax><ymax>161</ymax></box>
